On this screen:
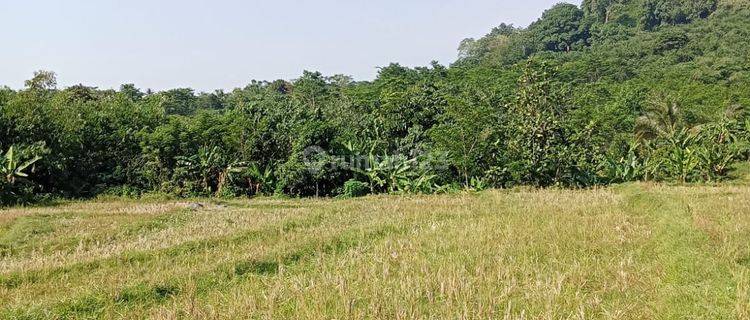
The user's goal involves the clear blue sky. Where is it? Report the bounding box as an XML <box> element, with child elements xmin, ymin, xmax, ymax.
<box><xmin>2</xmin><ymin>0</ymin><xmax>578</xmax><ymax>92</ymax></box>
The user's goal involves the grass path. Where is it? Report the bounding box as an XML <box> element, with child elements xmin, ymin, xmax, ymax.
<box><xmin>0</xmin><ymin>184</ymin><xmax>749</xmax><ymax>319</ymax></box>
<box><xmin>621</xmin><ymin>185</ymin><xmax>739</xmax><ymax>318</ymax></box>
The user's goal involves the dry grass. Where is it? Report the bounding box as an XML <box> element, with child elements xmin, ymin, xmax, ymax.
<box><xmin>1</xmin><ymin>184</ymin><xmax>749</xmax><ymax>319</ymax></box>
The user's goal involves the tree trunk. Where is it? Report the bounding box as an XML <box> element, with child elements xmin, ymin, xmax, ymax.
<box><xmin>216</xmin><ymin>171</ymin><xmax>227</xmax><ymax>197</ymax></box>
<box><xmin>605</xmin><ymin>8</ymin><xmax>611</xmax><ymax>23</ymax></box>
<box><xmin>463</xmin><ymin>167</ymin><xmax>469</xmax><ymax>188</ymax></box>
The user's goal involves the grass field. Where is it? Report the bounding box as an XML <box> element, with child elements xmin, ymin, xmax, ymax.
<box><xmin>1</xmin><ymin>183</ymin><xmax>749</xmax><ymax>319</ymax></box>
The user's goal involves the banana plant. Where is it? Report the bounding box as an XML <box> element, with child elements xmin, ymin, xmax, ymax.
<box><xmin>382</xmin><ymin>154</ymin><xmax>415</xmax><ymax>193</ymax></box>
<box><xmin>695</xmin><ymin>146</ymin><xmax>736</xmax><ymax>181</ymax></box>
<box><xmin>469</xmin><ymin>176</ymin><xmax>488</xmax><ymax>191</ymax></box>
<box><xmin>602</xmin><ymin>142</ymin><xmax>647</xmax><ymax>183</ymax></box>
<box><xmin>353</xmin><ymin>150</ymin><xmax>386</xmax><ymax>193</ymax></box>
<box><xmin>348</xmin><ymin>141</ymin><xmax>446</xmax><ymax>194</ymax></box>
<box><xmin>246</xmin><ymin>163</ymin><xmax>275</xmax><ymax>195</ymax></box>
<box><xmin>175</xmin><ymin>145</ymin><xmax>226</xmax><ymax>193</ymax></box>
<box><xmin>398</xmin><ymin>172</ymin><xmax>438</xmax><ymax>194</ymax></box>
<box><xmin>661</xmin><ymin>129</ymin><xmax>701</xmax><ymax>182</ymax></box>
<box><xmin>2</xmin><ymin>146</ymin><xmax>42</xmax><ymax>185</ymax></box>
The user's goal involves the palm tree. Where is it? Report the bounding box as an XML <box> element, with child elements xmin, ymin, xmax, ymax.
<box><xmin>635</xmin><ymin>95</ymin><xmax>685</xmax><ymax>141</ymax></box>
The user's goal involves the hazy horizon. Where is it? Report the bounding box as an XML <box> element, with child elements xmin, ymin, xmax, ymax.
<box><xmin>2</xmin><ymin>0</ymin><xmax>579</xmax><ymax>92</ymax></box>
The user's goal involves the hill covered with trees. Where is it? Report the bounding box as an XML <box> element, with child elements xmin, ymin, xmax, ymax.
<box><xmin>2</xmin><ymin>0</ymin><xmax>750</xmax><ymax>204</ymax></box>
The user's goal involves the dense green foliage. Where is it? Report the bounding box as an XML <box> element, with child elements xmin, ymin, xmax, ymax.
<box><xmin>2</xmin><ymin>1</ymin><xmax>749</xmax><ymax>204</ymax></box>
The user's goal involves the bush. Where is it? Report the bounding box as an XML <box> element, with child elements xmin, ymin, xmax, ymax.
<box><xmin>342</xmin><ymin>180</ymin><xmax>369</xmax><ymax>198</ymax></box>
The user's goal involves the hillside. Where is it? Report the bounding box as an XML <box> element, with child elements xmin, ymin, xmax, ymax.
<box><xmin>1</xmin><ymin>1</ymin><xmax>750</xmax><ymax>202</ymax></box>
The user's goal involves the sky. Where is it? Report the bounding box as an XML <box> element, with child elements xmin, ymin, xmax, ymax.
<box><xmin>1</xmin><ymin>0</ymin><xmax>579</xmax><ymax>92</ymax></box>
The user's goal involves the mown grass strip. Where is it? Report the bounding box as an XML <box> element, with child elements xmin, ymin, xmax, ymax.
<box><xmin>0</xmin><ymin>212</ymin><xmax>325</xmax><ymax>289</ymax></box>
<box><xmin>0</xmin><ymin>223</ymin><xmax>407</xmax><ymax>319</ymax></box>
<box><xmin>622</xmin><ymin>187</ymin><xmax>738</xmax><ymax>318</ymax></box>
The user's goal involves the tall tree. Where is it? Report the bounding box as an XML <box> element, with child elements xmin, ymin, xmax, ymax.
<box><xmin>528</xmin><ymin>3</ymin><xmax>589</xmax><ymax>52</ymax></box>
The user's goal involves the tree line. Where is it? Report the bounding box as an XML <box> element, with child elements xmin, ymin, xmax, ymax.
<box><xmin>2</xmin><ymin>0</ymin><xmax>750</xmax><ymax>204</ymax></box>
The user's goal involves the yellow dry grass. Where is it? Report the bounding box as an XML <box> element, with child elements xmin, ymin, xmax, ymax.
<box><xmin>1</xmin><ymin>183</ymin><xmax>749</xmax><ymax>319</ymax></box>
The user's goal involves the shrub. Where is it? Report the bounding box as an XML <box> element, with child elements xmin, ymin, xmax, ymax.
<box><xmin>342</xmin><ymin>180</ymin><xmax>369</xmax><ymax>198</ymax></box>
